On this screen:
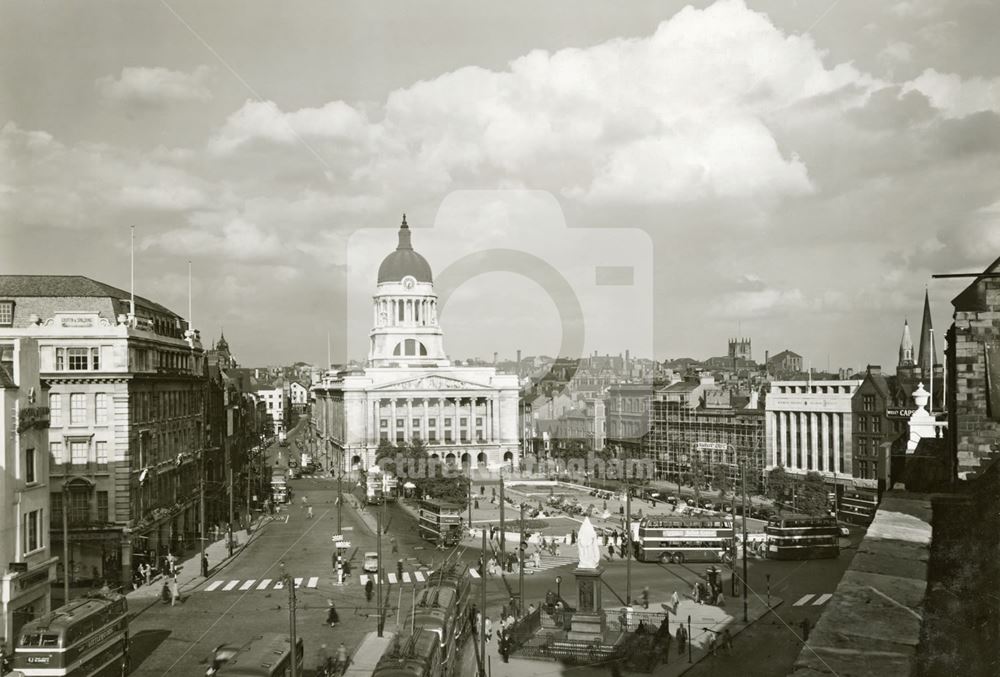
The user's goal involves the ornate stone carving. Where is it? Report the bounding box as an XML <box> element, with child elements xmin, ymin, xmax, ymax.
<box><xmin>577</xmin><ymin>516</ymin><xmax>602</xmax><ymax>569</ymax></box>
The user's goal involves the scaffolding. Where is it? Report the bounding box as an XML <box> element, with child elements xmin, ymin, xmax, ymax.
<box><xmin>644</xmin><ymin>394</ymin><xmax>766</xmax><ymax>493</ymax></box>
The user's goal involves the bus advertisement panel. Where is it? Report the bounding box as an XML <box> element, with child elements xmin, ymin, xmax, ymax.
<box><xmin>636</xmin><ymin>516</ymin><xmax>734</xmax><ymax>564</ymax></box>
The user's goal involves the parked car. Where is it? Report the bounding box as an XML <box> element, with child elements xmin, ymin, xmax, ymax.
<box><xmin>363</xmin><ymin>552</ymin><xmax>379</xmax><ymax>573</ymax></box>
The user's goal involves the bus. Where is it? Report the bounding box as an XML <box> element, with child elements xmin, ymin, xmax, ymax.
<box><xmin>209</xmin><ymin>633</ymin><xmax>304</xmax><ymax>677</ymax></box>
<box><xmin>12</xmin><ymin>592</ymin><xmax>129</xmax><ymax>677</ymax></box>
<box><xmin>636</xmin><ymin>516</ymin><xmax>734</xmax><ymax>564</ymax></box>
<box><xmin>417</xmin><ymin>499</ymin><xmax>462</xmax><ymax>547</ymax></box>
<box><xmin>764</xmin><ymin>515</ymin><xmax>840</xmax><ymax>560</ymax></box>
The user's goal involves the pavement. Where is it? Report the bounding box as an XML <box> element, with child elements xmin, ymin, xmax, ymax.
<box><xmin>464</xmin><ymin>591</ymin><xmax>782</xmax><ymax>677</ymax></box>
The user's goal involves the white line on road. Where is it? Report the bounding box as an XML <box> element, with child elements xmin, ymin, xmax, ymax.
<box><xmin>387</xmin><ymin>573</ymin><xmax>397</xmax><ymax>584</ymax></box>
<box><xmin>469</xmin><ymin>569</ymin><xmax>480</xmax><ymax>579</ymax></box>
<box><xmin>359</xmin><ymin>575</ymin><xmax>369</xmax><ymax>586</ymax></box>
<box><xmin>414</xmin><ymin>572</ymin><xmax>425</xmax><ymax>582</ymax></box>
<box><xmin>205</xmin><ymin>581</ymin><xmax>223</xmax><ymax>592</ymax></box>
<box><xmin>793</xmin><ymin>594</ymin><xmax>815</xmax><ymax>606</ymax></box>
<box><xmin>274</xmin><ymin>579</ymin><xmax>284</xmax><ymax>590</ymax></box>
<box><xmin>223</xmin><ymin>580</ymin><xmax>239</xmax><ymax>591</ymax></box>
<box><xmin>812</xmin><ymin>593</ymin><xmax>832</xmax><ymax>606</ymax></box>
<box><xmin>239</xmin><ymin>580</ymin><xmax>256</xmax><ymax>591</ymax></box>
<box><xmin>256</xmin><ymin>579</ymin><xmax>272</xmax><ymax>590</ymax></box>
<box><xmin>402</xmin><ymin>573</ymin><xmax>411</xmax><ymax>583</ymax></box>
<box><xmin>307</xmin><ymin>577</ymin><xmax>319</xmax><ymax>588</ymax></box>
<box><xmin>294</xmin><ymin>577</ymin><xmax>303</xmax><ymax>588</ymax></box>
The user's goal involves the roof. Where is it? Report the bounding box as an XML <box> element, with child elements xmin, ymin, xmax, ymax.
<box><xmin>0</xmin><ymin>275</ymin><xmax>178</xmax><ymax>317</ymax></box>
<box><xmin>661</xmin><ymin>380</ymin><xmax>700</xmax><ymax>393</ymax></box>
<box><xmin>377</xmin><ymin>215</ymin><xmax>433</xmax><ymax>284</ymax></box>
<box><xmin>769</xmin><ymin>349</ymin><xmax>802</xmax><ymax>362</ymax></box>
<box><xmin>951</xmin><ymin>254</ymin><xmax>1000</xmax><ymax>312</ymax></box>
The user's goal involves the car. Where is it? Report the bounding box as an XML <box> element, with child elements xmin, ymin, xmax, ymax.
<box><xmin>839</xmin><ymin>526</ymin><xmax>850</xmax><ymax>536</ymax></box>
<box><xmin>363</xmin><ymin>552</ymin><xmax>379</xmax><ymax>573</ymax></box>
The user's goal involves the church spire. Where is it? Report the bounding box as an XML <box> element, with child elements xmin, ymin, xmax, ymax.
<box><xmin>917</xmin><ymin>289</ymin><xmax>937</xmax><ymax>371</ymax></box>
<box><xmin>898</xmin><ymin>318</ymin><xmax>914</xmax><ymax>367</ymax></box>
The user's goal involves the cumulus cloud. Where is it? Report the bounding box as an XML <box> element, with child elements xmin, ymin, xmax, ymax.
<box><xmin>209</xmin><ymin>100</ymin><xmax>370</xmax><ymax>154</ymax></box>
<box><xmin>97</xmin><ymin>66</ymin><xmax>212</xmax><ymax>105</ymax></box>
<box><xmin>903</xmin><ymin>68</ymin><xmax>1000</xmax><ymax>117</ymax></box>
<box><xmin>142</xmin><ymin>214</ymin><xmax>285</xmax><ymax>262</ymax></box>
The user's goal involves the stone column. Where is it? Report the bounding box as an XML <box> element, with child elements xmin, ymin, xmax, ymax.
<box><xmin>390</xmin><ymin>399</ymin><xmax>397</xmax><ymax>444</ymax></box>
<box><xmin>789</xmin><ymin>412</ymin><xmax>799</xmax><ymax>471</ymax></box>
<box><xmin>767</xmin><ymin>411</ymin><xmax>777</xmax><ymax>467</ymax></box>
<box><xmin>819</xmin><ymin>412</ymin><xmax>830</xmax><ymax>472</ymax></box>
<box><xmin>832</xmin><ymin>413</ymin><xmax>841</xmax><ymax>473</ymax></box>
<box><xmin>406</xmin><ymin>398</ymin><xmax>413</xmax><ymax>443</ymax></box>
<box><xmin>810</xmin><ymin>412</ymin><xmax>820</xmax><ymax>472</ymax></box>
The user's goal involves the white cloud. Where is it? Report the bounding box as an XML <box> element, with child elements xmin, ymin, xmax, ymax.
<box><xmin>142</xmin><ymin>214</ymin><xmax>284</xmax><ymax>262</ymax></box>
<box><xmin>902</xmin><ymin>68</ymin><xmax>1000</xmax><ymax>117</ymax></box>
<box><xmin>96</xmin><ymin>66</ymin><xmax>212</xmax><ymax>105</ymax></box>
<box><xmin>209</xmin><ymin>99</ymin><xmax>369</xmax><ymax>153</ymax></box>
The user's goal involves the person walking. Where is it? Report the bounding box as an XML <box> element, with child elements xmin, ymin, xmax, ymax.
<box><xmin>326</xmin><ymin>600</ymin><xmax>339</xmax><ymax>627</ymax></box>
<box><xmin>201</xmin><ymin>554</ymin><xmax>209</xmax><ymax>578</ymax></box>
<box><xmin>671</xmin><ymin>590</ymin><xmax>680</xmax><ymax>614</ymax></box>
<box><xmin>307</xmin><ymin>505</ymin><xmax>314</xmax><ymax>519</ymax></box>
<box><xmin>169</xmin><ymin>575</ymin><xmax>180</xmax><ymax>607</ymax></box>
<box><xmin>676</xmin><ymin>624</ymin><xmax>687</xmax><ymax>655</ymax></box>
<box><xmin>316</xmin><ymin>644</ymin><xmax>331</xmax><ymax>677</ymax></box>
<box><xmin>485</xmin><ymin>617</ymin><xmax>493</xmax><ymax>643</ymax></box>
<box><xmin>721</xmin><ymin>628</ymin><xmax>733</xmax><ymax>654</ymax></box>
<box><xmin>336</xmin><ymin>643</ymin><xmax>348</xmax><ymax>675</ymax></box>
<box><xmin>390</xmin><ymin>537</ymin><xmax>398</xmax><ymax>554</ymax></box>
<box><xmin>365</xmin><ymin>579</ymin><xmax>374</xmax><ymax>603</ymax></box>
<box><xmin>641</xmin><ymin>586</ymin><xmax>650</xmax><ymax>610</ymax></box>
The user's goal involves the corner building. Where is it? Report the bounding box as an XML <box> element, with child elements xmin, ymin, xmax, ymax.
<box><xmin>314</xmin><ymin>217</ymin><xmax>519</xmax><ymax>470</ymax></box>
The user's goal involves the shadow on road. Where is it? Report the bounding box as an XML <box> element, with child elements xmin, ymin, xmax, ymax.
<box><xmin>128</xmin><ymin>629</ymin><xmax>172</xmax><ymax>674</ymax></box>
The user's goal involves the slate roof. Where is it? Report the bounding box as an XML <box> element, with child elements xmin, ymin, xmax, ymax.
<box><xmin>0</xmin><ymin>275</ymin><xmax>179</xmax><ymax>317</ymax></box>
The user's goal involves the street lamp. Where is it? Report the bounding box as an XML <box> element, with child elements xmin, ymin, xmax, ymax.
<box><xmin>555</xmin><ymin>575</ymin><xmax>562</xmax><ymax>601</ymax></box>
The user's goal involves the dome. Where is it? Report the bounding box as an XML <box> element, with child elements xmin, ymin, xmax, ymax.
<box><xmin>377</xmin><ymin>214</ymin><xmax>433</xmax><ymax>284</ymax></box>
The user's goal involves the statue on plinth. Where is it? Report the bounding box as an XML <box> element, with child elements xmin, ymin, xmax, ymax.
<box><xmin>577</xmin><ymin>517</ymin><xmax>602</xmax><ymax>569</ymax></box>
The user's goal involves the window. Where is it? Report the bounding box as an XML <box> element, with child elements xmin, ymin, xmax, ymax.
<box><xmin>97</xmin><ymin>492</ymin><xmax>109</xmax><ymax>522</ymax></box>
<box><xmin>444</xmin><ymin>419</ymin><xmax>452</xmax><ymax>428</ymax></box>
<box><xmin>49</xmin><ymin>393</ymin><xmax>62</xmax><ymax>427</ymax></box>
<box><xmin>70</xmin><ymin>441</ymin><xmax>88</xmax><ymax>467</ymax></box>
<box><xmin>396</xmin><ymin>419</ymin><xmax>404</xmax><ymax>428</ymax></box>
<box><xmin>460</xmin><ymin>418</ymin><xmax>468</xmax><ymax>427</ymax></box>
<box><xmin>380</xmin><ymin>419</ymin><xmax>388</xmax><ymax>429</ymax></box>
<box><xmin>25</xmin><ymin>448</ymin><xmax>36</xmax><ymax>484</ymax></box>
<box><xmin>68</xmin><ymin>347</ymin><xmax>89</xmax><ymax>370</ymax></box>
<box><xmin>0</xmin><ymin>301</ymin><xmax>13</xmax><ymax>325</ymax></box>
<box><xmin>873</xmin><ymin>417</ymin><xmax>882</xmax><ymax>434</ymax></box>
<box><xmin>90</xmin><ymin>347</ymin><xmax>100</xmax><ymax>370</ymax></box>
<box><xmin>95</xmin><ymin>393</ymin><xmax>109</xmax><ymax>425</ymax></box>
<box><xmin>412</xmin><ymin>418</ymin><xmax>421</xmax><ymax>428</ymax></box>
<box><xmin>428</xmin><ymin>419</ymin><xmax>436</xmax><ymax>428</ymax></box>
<box><xmin>23</xmin><ymin>508</ymin><xmax>42</xmax><ymax>554</ymax></box>
<box><xmin>862</xmin><ymin>394</ymin><xmax>874</xmax><ymax>412</ymax></box>
<box><xmin>68</xmin><ymin>491</ymin><xmax>89</xmax><ymax>525</ymax></box>
<box><xmin>95</xmin><ymin>441</ymin><xmax>108</xmax><ymax>466</ymax></box>
<box><xmin>51</xmin><ymin>493</ymin><xmax>62</xmax><ymax>526</ymax></box>
<box><xmin>857</xmin><ymin>415</ymin><xmax>866</xmax><ymax>433</ymax></box>
<box><xmin>56</xmin><ymin>347</ymin><xmax>65</xmax><ymax>370</ymax></box>
<box><xmin>476</xmin><ymin>417</ymin><xmax>483</xmax><ymax>426</ymax></box>
<box><xmin>50</xmin><ymin>441</ymin><xmax>63</xmax><ymax>466</ymax></box>
<box><xmin>70</xmin><ymin>393</ymin><xmax>86</xmax><ymax>425</ymax></box>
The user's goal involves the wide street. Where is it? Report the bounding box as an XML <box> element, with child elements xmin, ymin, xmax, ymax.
<box><xmin>125</xmin><ymin>420</ymin><xmax>862</xmax><ymax>677</ymax></box>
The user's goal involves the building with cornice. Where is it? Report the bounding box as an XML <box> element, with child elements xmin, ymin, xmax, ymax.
<box><xmin>0</xmin><ymin>275</ymin><xmax>207</xmax><ymax>590</ymax></box>
<box><xmin>313</xmin><ymin>217</ymin><xmax>520</xmax><ymax>471</ymax></box>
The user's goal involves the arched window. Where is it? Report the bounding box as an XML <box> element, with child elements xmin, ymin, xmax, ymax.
<box><xmin>405</xmin><ymin>339</ymin><xmax>416</xmax><ymax>356</ymax></box>
<box><xmin>393</xmin><ymin>343</ymin><xmax>402</xmax><ymax>356</ymax></box>
<box><xmin>419</xmin><ymin>342</ymin><xmax>427</xmax><ymax>356</ymax></box>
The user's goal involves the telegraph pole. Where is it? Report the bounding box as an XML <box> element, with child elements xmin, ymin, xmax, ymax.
<box><xmin>282</xmin><ymin>564</ymin><xmax>299</xmax><ymax>677</ymax></box>
<box><xmin>518</xmin><ymin>503</ymin><xmax>525</xmax><ymax>616</ymax></box>
<box><xmin>62</xmin><ymin>507</ymin><xmax>70</xmax><ymax>603</ymax></box>
<box><xmin>625</xmin><ymin>486</ymin><xmax>632</xmax><ymax>605</ymax></box>
<box><xmin>479</xmin><ymin>528</ymin><xmax>487</xmax><ymax>677</ymax></box>
<box><xmin>227</xmin><ymin>457</ymin><xmax>234</xmax><ymax>557</ymax></box>
<box><xmin>200</xmin><ymin>451</ymin><xmax>206</xmax><ymax>572</ymax></box>
<box><xmin>499</xmin><ymin>475</ymin><xmax>506</xmax><ymax>564</ymax></box>
<box><xmin>377</xmin><ymin>507</ymin><xmax>384</xmax><ymax>637</ymax></box>
<box><xmin>741</xmin><ymin>455</ymin><xmax>749</xmax><ymax>622</ymax></box>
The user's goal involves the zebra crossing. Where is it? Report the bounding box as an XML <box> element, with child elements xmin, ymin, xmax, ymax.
<box><xmin>203</xmin><ymin>576</ymin><xmax>321</xmax><ymax>592</ymax></box>
<box><xmin>792</xmin><ymin>593</ymin><xmax>833</xmax><ymax>607</ymax></box>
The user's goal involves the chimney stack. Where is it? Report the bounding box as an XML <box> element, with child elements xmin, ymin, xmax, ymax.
<box><xmin>493</xmin><ymin>351</ymin><xmax>498</xmax><ymax>365</ymax></box>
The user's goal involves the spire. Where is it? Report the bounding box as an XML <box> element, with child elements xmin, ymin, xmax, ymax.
<box><xmin>397</xmin><ymin>213</ymin><xmax>412</xmax><ymax>250</ymax></box>
<box><xmin>917</xmin><ymin>289</ymin><xmax>937</xmax><ymax>371</ymax></box>
<box><xmin>898</xmin><ymin>318</ymin><xmax>914</xmax><ymax>367</ymax></box>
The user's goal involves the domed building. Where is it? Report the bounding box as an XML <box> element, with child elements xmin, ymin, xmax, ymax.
<box><xmin>313</xmin><ymin>216</ymin><xmax>520</xmax><ymax>471</ymax></box>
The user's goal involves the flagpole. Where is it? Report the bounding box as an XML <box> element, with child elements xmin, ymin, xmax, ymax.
<box><xmin>130</xmin><ymin>226</ymin><xmax>136</xmax><ymax>318</ymax></box>
<box><xmin>188</xmin><ymin>260</ymin><xmax>193</xmax><ymax>333</ymax></box>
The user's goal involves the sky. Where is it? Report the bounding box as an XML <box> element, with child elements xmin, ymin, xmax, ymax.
<box><xmin>2</xmin><ymin>0</ymin><xmax>998</xmax><ymax>371</ymax></box>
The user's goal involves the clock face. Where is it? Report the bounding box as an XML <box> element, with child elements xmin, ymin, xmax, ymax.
<box><xmin>402</xmin><ymin>276</ymin><xmax>416</xmax><ymax>289</ymax></box>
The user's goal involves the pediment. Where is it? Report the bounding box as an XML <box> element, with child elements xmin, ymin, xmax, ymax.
<box><xmin>372</xmin><ymin>374</ymin><xmax>492</xmax><ymax>392</ymax></box>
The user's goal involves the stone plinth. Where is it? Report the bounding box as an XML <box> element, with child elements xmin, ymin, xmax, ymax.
<box><xmin>569</xmin><ymin>565</ymin><xmax>606</xmax><ymax>641</ymax></box>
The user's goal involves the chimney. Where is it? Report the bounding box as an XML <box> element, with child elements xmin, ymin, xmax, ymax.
<box><xmin>764</xmin><ymin>350</ymin><xmax>769</xmax><ymax>365</ymax></box>
<box><xmin>867</xmin><ymin>364</ymin><xmax>882</xmax><ymax>376</ymax></box>
<box><xmin>493</xmin><ymin>351</ymin><xmax>498</xmax><ymax>365</ymax></box>
<box><xmin>625</xmin><ymin>349</ymin><xmax>631</xmax><ymax>376</ymax></box>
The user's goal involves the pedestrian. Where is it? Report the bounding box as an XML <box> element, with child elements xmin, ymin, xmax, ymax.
<box><xmin>397</xmin><ymin>560</ymin><xmax>404</xmax><ymax>580</ymax></box>
<box><xmin>676</xmin><ymin>624</ymin><xmax>687</xmax><ymax>655</ymax></box>
<box><xmin>571</xmin><ymin>529</ymin><xmax>577</xmax><ymax>545</ymax></box>
<box><xmin>721</xmin><ymin>628</ymin><xmax>733</xmax><ymax>653</ymax></box>
<box><xmin>301</xmin><ymin>496</ymin><xmax>308</xmax><ymax>510</ymax></box>
<box><xmin>641</xmin><ymin>586</ymin><xmax>649</xmax><ymax>609</ymax></box>
<box><xmin>671</xmin><ymin>590</ymin><xmax>680</xmax><ymax>614</ymax></box>
<box><xmin>307</xmin><ymin>505</ymin><xmax>314</xmax><ymax>519</ymax></box>
<box><xmin>169</xmin><ymin>575</ymin><xmax>180</xmax><ymax>607</ymax></box>
<box><xmin>469</xmin><ymin>604</ymin><xmax>479</xmax><ymax>631</ymax></box>
<box><xmin>661</xmin><ymin>630</ymin><xmax>672</xmax><ymax>663</ymax></box>
<box><xmin>708</xmin><ymin>632</ymin><xmax>717</xmax><ymax>656</ymax></box>
<box><xmin>365</xmin><ymin>579</ymin><xmax>374</xmax><ymax>603</ymax></box>
<box><xmin>485</xmin><ymin>617</ymin><xmax>493</xmax><ymax>643</ymax></box>
<box><xmin>143</xmin><ymin>563</ymin><xmax>152</xmax><ymax>586</ymax></box>
<box><xmin>326</xmin><ymin>600</ymin><xmax>339</xmax><ymax>627</ymax></box>
<box><xmin>391</xmin><ymin>537</ymin><xmax>398</xmax><ymax>554</ymax></box>
<box><xmin>336</xmin><ymin>643</ymin><xmax>348</xmax><ymax>674</ymax></box>
<box><xmin>801</xmin><ymin>617</ymin><xmax>811</xmax><ymax>641</ymax></box>
<box><xmin>607</xmin><ymin>543</ymin><xmax>615</xmax><ymax>561</ymax></box>
<box><xmin>100</xmin><ymin>580</ymin><xmax>111</xmax><ymax>595</ymax></box>
<box><xmin>201</xmin><ymin>554</ymin><xmax>209</xmax><ymax>578</ymax></box>
<box><xmin>716</xmin><ymin>590</ymin><xmax>725</xmax><ymax>607</ymax></box>
<box><xmin>316</xmin><ymin>644</ymin><xmax>331</xmax><ymax>676</ymax></box>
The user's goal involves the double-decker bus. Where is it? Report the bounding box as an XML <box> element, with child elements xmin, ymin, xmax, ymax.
<box><xmin>764</xmin><ymin>515</ymin><xmax>840</xmax><ymax>560</ymax></box>
<box><xmin>417</xmin><ymin>499</ymin><xmax>462</xmax><ymax>547</ymax></box>
<box><xmin>209</xmin><ymin>633</ymin><xmax>303</xmax><ymax>677</ymax></box>
<box><xmin>12</xmin><ymin>592</ymin><xmax>129</xmax><ymax>677</ymax></box>
<box><xmin>636</xmin><ymin>516</ymin><xmax>734</xmax><ymax>564</ymax></box>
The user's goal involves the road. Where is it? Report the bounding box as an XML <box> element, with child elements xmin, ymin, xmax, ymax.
<box><xmin>127</xmin><ymin>424</ymin><xmax>862</xmax><ymax>677</ymax></box>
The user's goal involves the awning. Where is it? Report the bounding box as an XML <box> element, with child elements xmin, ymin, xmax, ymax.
<box><xmin>403</xmin><ymin>482</ymin><xmax>417</xmax><ymax>489</ymax></box>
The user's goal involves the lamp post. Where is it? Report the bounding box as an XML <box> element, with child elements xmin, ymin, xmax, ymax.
<box><xmin>555</xmin><ymin>575</ymin><xmax>562</xmax><ymax>601</ymax></box>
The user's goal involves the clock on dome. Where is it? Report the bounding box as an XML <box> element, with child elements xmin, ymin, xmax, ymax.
<box><xmin>402</xmin><ymin>275</ymin><xmax>416</xmax><ymax>290</ymax></box>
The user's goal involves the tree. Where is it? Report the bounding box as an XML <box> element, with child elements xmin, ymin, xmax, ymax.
<box><xmin>710</xmin><ymin>464</ymin><xmax>733</xmax><ymax>511</ymax></box>
<box><xmin>375</xmin><ymin>439</ymin><xmax>397</xmax><ymax>466</ymax></box>
<box><xmin>689</xmin><ymin>456</ymin><xmax>707</xmax><ymax>504</ymax></box>
<box><xmin>766</xmin><ymin>467</ymin><xmax>790</xmax><ymax>504</ymax></box>
<box><xmin>797</xmin><ymin>472</ymin><xmax>829</xmax><ymax>516</ymax></box>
